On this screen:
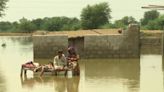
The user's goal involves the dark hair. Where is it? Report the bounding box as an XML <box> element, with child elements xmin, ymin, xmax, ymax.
<box><xmin>49</xmin><ymin>61</ymin><xmax>54</xmax><ymax>67</ymax></box>
<box><xmin>57</xmin><ymin>50</ymin><xmax>63</xmax><ymax>53</ymax></box>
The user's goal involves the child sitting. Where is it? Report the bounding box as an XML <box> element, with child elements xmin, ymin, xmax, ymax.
<box><xmin>39</xmin><ymin>61</ymin><xmax>55</xmax><ymax>76</ymax></box>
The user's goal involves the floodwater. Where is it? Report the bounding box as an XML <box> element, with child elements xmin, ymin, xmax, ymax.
<box><xmin>0</xmin><ymin>36</ymin><xmax>164</xmax><ymax>92</ymax></box>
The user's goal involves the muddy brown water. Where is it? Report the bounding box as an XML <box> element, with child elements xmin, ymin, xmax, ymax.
<box><xmin>0</xmin><ymin>36</ymin><xmax>163</xmax><ymax>92</ymax></box>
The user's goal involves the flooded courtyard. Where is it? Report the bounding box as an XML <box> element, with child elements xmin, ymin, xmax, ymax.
<box><xmin>0</xmin><ymin>36</ymin><xmax>164</xmax><ymax>92</ymax></box>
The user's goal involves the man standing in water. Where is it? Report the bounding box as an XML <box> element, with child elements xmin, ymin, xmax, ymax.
<box><xmin>67</xmin><ymin>46</ymin><xmax>80</xmax><ymax>76</ymax></box>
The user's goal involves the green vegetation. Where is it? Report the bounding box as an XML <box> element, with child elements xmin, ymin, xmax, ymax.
<box><xmin>100</xmin><ymin>16</ymin><xmax>138</xmax><ymax>29</ymax></box>
<box><xmin>0</xmin><ymin>17</ymin><xmax>81</xmax><ymax>32</ymax></box>
<box><xmin>0</xmin><ymin>0</ymin><xmax>8</xmax><ymax>17</ymax></box>
<box><xmin>141</xmin><ymin>10</ymin><xmax>164</xmax><ymax>30</ymax></box>
<box><xmin>141</xmin><ymin>10</ymin><xmax>159</xmax><ymax>26</ymax></box>
<box><xmin>81</xmin><ymin>2</ymin><xmax>111</xmax><ymax>29</ymax></box>
<box><xmin>0</xmin><ymin>2</ymin><xmax>164</xmax><ymax>33</ymax></box>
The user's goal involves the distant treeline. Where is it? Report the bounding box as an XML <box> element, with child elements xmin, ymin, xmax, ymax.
<box><xmin>0</xmin><ymin>2</ymin><xmax>164</xmax><ymax>33</ymax></box>
<box><xmin>0</xmin><ymin>17</ymin><xmax>81</xmax><ymax>33</ymax></box>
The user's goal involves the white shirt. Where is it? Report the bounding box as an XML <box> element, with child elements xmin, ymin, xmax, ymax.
<box><xmin>53</xmin><ymin>54</ymin><xmax>67</xmax><ymax>66</ymax></box>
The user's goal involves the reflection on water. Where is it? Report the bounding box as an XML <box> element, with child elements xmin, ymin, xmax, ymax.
<box><xmin>84</xmin><ymin>56</ymin><xmax>164</xmax><ymax>92</ymax></box>
<box><xmin>140</xmin><ymin>55</ymin><xmax>164</xmax><ymax>92</ymax></box>
<box><xmin>0</xmin><ymin>70</ymin><xmax>6</xmax><ymax>92</ymax></box>
<box><xmin>0</xmin><ymin>36</ymin><xmax>164</xmax><ymax>92</ymax></box>
<box><xmin>67</xmin><ymin>77</ymin><xmax>80</xmax><ymax>92</ymax></box>
<box><xmin>0</xmin><ymin>36</ymin><xmax>84</xmax><ymax>92</ymax></box>
<box><xmin>9</xmin><ymin>36</ymin><xmax>32</xmax><ymax>46</ymax></box>
<box><xmin>0</xmin><ymin>36</ymin><xmax>33</xmax><ymax>92</ymax></box>
<box><xmin>85</xmin><ymin>59</ymin><xmax>140</xmax><ymax>92</ymax></box>
<box><xmin>20</xmin><ymin>76</ymin><xmax>80</xmax><ymax>92</ymax></box>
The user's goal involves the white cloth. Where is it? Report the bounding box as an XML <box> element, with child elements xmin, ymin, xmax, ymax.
<box><xmin>53</xmin><ymin>54</ymin><xmax>67</xmax><ymax>69</ymax></box>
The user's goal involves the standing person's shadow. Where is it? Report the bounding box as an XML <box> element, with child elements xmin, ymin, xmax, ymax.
<box><xmin>53</xmin><ymin>77</ymin><xmax>67</xmax><ymax>92</ymax></box>
<box><xmin>53</xmin><ymin>76</ymin><xmax>80</xmax><ymax>92</ymax></box>
<box><xmin>66</xmin><ymin>77</ymin><xmax>80</xmax><ymax>92</ymax></box>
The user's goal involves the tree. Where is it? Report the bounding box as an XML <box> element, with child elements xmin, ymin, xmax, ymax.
<box><xmin>145</xmin><ymin>20</ymin><xmax>159</xmax><ymax>30</ymax></box>
<box><xmin>0</xmin><ymin>0</ymin><xmax>8</xmax><ymax>17</ymax></box>
<box><xmin>156</xmin><ymin>15</ymin><xmax>164</xmax><ymax>30</ymax></box>
<box><xmin>145</xmin><ymin>15</ymin><xmax>164</xmax><ymax>30</ymax></box>
<box><xmin>31</xmin><ymin>18</ymin><xmax>44</xmax><ymax>30</ymax></box>
<box><xmin>41</xmin><ymin>17</ymin><xmax>67</xmax><ymax>31</ymax></box>
<box><xmin>61</xmin><ymin>18</ymin><xmax>81</xmax><ymax>31</ymax></box>
<box><xmin>0</xmin><ymin>21</ymin><xmax>12</xmax><ymax>32</ymax></box>
<box><xmin>141</xmin><ymin>10</ymin><xmax>159</xmax><ymax>25</ymax></box>
<box><xmin>80</xmin><ymin>2</ymin><xmax>111</xmax><ymax>29</ymax></box>
<box><xmin>42</xmin><ymin>17</ymin><xmax>80</xmax><ymax>31</ymax></box>
<box><xmin>99</xmin><ymin>23</ymin><xmax>116</xmax><ymax>29</ymax></box>
<box><xmin>18</xmin><ymin>17</ymin><xmax>36</xmax><ymax>33</ymax></box>
<box><xmin>114</xmin><ymin>20</ymin><xmax>126</xmax><ymax>28</ymax></box>
<box><xmin>113</xmin><ymin>16</ymin><xmax>138</xmax><ymax>28</ymax></box>
<box><xmin>117</xmin><ymin>16</ymin><xmax>137</xmax><ymax>25</ymax></box>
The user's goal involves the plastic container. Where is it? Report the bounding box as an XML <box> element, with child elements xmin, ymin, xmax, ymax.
<box><xmin>67</xmin><ymin>70</ymin><xmax>72</xmax><ymax>78</ymax></box>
